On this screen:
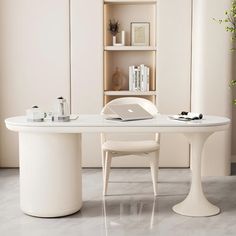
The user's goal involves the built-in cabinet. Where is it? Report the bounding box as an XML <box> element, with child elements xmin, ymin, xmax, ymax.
<box><xmin>0</xmin><ymin>0</ymin><xmax>70</xmax><ymax>167</ymax></box>
<box><xmin>0</xmin><ymin>0</ymin><xmax>232</xmax><ymax>174</ymax></box>
<box><xmin>71</xmin><ymin>0</ymin><xmax>191</xmax><ymax>167</ymax></box>
<box><xmin>0</xmin><ymin>0</ymin><xmax>192</xmax><ymax>168</ymax></box>
<box><xmin>70</xmin><ymin>0</ymin><xmax>103</xmax><ymax>167</ymax></box>
<box><xmin>156</xmin><ymin>0</ymin><xmax>192</xmax><ymax>167</ymax></box>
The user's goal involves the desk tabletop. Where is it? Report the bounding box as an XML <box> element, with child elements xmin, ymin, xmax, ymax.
<box><xmin>5</xmin><ymin>114</ymin><xmax>230</xmax><ymax>134</ymax></box>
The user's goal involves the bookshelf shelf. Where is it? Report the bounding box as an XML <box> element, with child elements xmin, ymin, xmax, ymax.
<box><xmin>104</xmin><ymin>90</ymin><xmax>156</xmax><ymax>96</ymax></box>
<box><xmin>104</xmin><ymin>0</ymin><xmax>156</xmax><ymax>5</ymax></box>
<box><xmin>104</xmin><ymin>46</ymin><xmax>156</xmax><ymax>51</ymax></box>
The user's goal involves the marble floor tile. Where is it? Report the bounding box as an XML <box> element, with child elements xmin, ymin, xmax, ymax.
<box><xmin>0</xmin><ymin>168</ymin><xmax>236</xmax><ymax>236</ymax></box>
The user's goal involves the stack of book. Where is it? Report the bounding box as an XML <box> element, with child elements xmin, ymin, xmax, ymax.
<box><xmin>129</xmin><ymin>64</ymin><xmax>150</xmax><ymax>91</ymax></box>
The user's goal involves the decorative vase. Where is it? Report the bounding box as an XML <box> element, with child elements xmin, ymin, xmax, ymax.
<box><xmin>112</xmin><ymin>31</ymin><xmax>125</xmax><ymax>46</ymax></box>
<box><xmin>112</xmin><ymin>36</ymin><xmax>116</xmax><ymax>46</ymax></box>
<box><xmin>112</xmin><ymin>67</ymin><xmax>124</xmax><ymax>91</ymax></box>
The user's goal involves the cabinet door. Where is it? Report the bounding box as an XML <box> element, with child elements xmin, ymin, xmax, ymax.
<box><xmin>70</xmin><ymin>0</ymin><xmax>103</xmax><ymax>167</ymax></box>
<box><xmin>0</xmin><ymin>0</ymin><xmax>70</xmax><ymax>167</ymax></box>
<box><xmin>156</xmin><ymin>0</ymin><xmax>192</xmax><ymax>167</ymax></box>
<box><xmin>192</xmin><ymin>0</ymin><xmax>231</xmax><ymax>176</ymax></box>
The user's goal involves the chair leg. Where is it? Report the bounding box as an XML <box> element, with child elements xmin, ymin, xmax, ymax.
<box><xmin>103</xmin><ymin>151</ymin><xmax>112</xmax><ymax>196</ymax></box>
<box><xmin>150</xmin><ymin>151</ymin><xmax>159</xmax><ymax>196</ymax></box>
<box><xmin>101</xmin><ymin>150</ymin><xmax>106</xmax><ymax>180</ymax></box>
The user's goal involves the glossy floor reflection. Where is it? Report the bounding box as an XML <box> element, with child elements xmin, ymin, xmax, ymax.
<box><xmin>102</xmin><ymin>196</ymin><xmax>157</xmax><ymax>235</ymax></box>
<box><xmin>1</xmin><ymin>168</ymin><xmax>236</xmax><ymax>236</ymax></box>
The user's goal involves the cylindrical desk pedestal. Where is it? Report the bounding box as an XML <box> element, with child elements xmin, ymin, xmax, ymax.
<box><xmin>19</xmin><ymin>132</ymin><xmax>82</xmax><ymax>217</ymax></box>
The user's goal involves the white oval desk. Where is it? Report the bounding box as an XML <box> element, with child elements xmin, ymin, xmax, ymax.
<box><xmin>5</xmin><ymin>114</ymin><xmax>230</xmax><ymax>218</ymax></box>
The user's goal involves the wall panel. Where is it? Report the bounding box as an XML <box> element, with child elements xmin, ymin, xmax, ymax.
<box><xmin>0</xmin><ymin>0</ymin><xmax>70</xmax><ymax>166</ymax></box>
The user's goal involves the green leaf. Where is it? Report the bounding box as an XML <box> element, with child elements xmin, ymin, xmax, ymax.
<box><xmin>230</xmin><ymin>80</ymin><xmax>236</xmax><ymax>87</ymax></box>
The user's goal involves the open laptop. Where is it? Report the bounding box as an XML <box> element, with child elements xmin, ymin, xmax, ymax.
<box><xmin>106</xmin><ymin>104</ymin><xmax>153</xmax><ymax>121</ymax></box>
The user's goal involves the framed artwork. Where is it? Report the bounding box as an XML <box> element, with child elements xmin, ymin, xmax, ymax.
<box><xmin>131</xmin><ymin>22</ymin><xmax>150</xmax><ymax>46</ymax></box>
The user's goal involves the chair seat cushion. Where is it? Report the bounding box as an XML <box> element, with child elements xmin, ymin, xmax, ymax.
<box><xmin>102</xmin><ymin>140</ymin><xmax>160</xmax><ymax>153</ymax></box>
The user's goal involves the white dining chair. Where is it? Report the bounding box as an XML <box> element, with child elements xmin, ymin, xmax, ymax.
<box><xmin>101</xmin><ymin>97</ymin><xmax>160</xmax><ymax>196</ymax></box>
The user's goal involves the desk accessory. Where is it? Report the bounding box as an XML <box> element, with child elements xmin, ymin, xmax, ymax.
<box><xmin>26</xmin><ymin>106</ymin><xmax>45</xmax><ymax>122</ymax></box>
<box><xmin>169</xmin><ymin>111</ymin><xmax>203</xmax><ymax>121</ymax></box>
<box><xmin>54</xmin><ymin>96</ymin><xmax>70</xmax><ymax>122</ymax></box>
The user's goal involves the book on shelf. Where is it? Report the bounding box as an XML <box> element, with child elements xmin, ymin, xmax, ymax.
<box><xmin>129</xmin><ymin>64</ymin><xmax>150</xmax><ymax>92</ymax></box>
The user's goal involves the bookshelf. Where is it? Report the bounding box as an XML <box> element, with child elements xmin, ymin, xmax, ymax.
<box><xmin>104</xmin><ymin>0</ymin><xmax>156</xmax><ymax>4</ymax></box>
<box><xmin>104</xmin><ymin>90</ymin><xmax>157</xmax><ymax>95</ymax></box>
<box><xmin>104</xmin><ymin>46</ymin><xmax>156</xmax><ymax>51</ymax></box>
<box><xmin>103</xmin><ymin>0</ymin><xmax>157</xmax><ymax>104</ymax></box>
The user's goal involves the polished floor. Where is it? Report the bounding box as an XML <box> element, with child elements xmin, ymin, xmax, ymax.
<box><xmin>1</xmin><ymin>168</ymin><xmax>236</xmax><ymax>236</ymax></box>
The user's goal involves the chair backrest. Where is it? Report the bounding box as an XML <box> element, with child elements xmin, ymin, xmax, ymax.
<box><xmin>101</xmin><ymin>97</ymin><xmax>158</xmax><ymax>116</ymax></box>
<box><xmin>101</xmin><ymin>97</ymin><xmax>159</xmax><ymax>143</ymax></box>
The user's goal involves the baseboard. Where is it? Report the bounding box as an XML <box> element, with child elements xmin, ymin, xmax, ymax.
<box><xmin>0</xmin><ymin>167</ymin><xmax>19</xmax><ymax>169</ymax></box>
<box><xmin>232</xmin><ymin>155</ymin><xmax>236</xmax><ymax>163</ymax></box>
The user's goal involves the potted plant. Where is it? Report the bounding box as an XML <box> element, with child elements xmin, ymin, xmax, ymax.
<box><xmin>108</xmin><ymin>19</ymin><xmax>125</xmax><ymax>46</ymax></box>
<box><xmin>109</xmin><ymin>19</ymin><xmax>119</xmax><ymax>36</ymax></box>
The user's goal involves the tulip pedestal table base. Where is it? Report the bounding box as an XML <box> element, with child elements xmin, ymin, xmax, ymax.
<box><xmin>172</xmin><ymin>132</ymin><xmax>220</xmax><ymax>217</ymax></box>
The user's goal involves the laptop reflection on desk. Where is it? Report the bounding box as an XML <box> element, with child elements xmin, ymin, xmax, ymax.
<box><xmin>105</xmin><ymin>104</ymin><xmax>153</xmax><ymax>121</ymax></box>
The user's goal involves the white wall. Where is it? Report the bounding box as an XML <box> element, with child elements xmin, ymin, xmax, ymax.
<box><xmin>0</xmin><ymin>0</ymin><xmax>70</xmax><ymax>166</ymax></box>
<box><xmin>192</xmin><ymin>0</ymin><xmax>232</xmax><ymax>175</ymax></box>
<box><xmin>70</xmin><ymin>0</ymin><xmax>103</xmax><ymax>167</ymax></box>
<box><xmin>157</xmin><ymin>0</ymin><xmax>192</xmax><ymax>167</ymax></box>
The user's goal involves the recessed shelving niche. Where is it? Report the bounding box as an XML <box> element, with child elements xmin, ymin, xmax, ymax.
<box><xmin>103</xmin><ymin>0</ymin><xmax>157</xmax><ymax>104</ymax></box>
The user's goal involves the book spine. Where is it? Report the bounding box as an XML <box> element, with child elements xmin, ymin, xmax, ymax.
<box><xmin>133</xmin><ymin>67</ymin><xmax>138</xmax><ymax>91</ymax></box>
<box><xmin>143</xmin><ymin>65</ymin><xmax>147</xmax><ymax>91</ymax></box>
<box><xmin>129</xmin><ymin>66</ymin><xmax>133</xmax><ymax>91</ymax></box>
<box><xmin>146</xmin><ymin>67</ymin><xmax>150</xmax><ymax>91</ymax></box>
<box><xmin>140</xmin><ymin>64</ymin><xmax>144</xmax><ymax>91</ymax></box>
<box><xmin>137</xmin><ymin>66</ymin><xmax>141</xmax><ymax>91</ymax></box>
<box><xmin>138</xmin><ymin>66</ymin><xmax>142</xmax><ymax>91</ymax></box>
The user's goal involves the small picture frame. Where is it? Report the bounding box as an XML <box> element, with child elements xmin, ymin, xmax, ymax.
<box><xmin>131</xmin><ymin>22</ymin><xmax>150</xmax><ymax>46</ymax></box>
